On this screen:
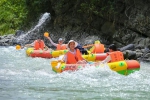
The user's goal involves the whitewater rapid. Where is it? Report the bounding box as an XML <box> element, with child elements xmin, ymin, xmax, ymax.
<box><xmin>0</xmin><ymin>46</ymin><xmax>150</xmax><ymax>100</ymax></box>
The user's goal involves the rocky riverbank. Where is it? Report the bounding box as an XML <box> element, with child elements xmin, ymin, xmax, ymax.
<box><xmin>0</xmin><ymin>29</ymin><xmax>150</xmax><ymax>62</ymax></box>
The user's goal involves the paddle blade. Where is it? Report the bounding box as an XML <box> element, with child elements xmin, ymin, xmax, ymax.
<box><xmin>51</xmin><ymin>61</ymin><xmax>58</xmax><ymax>67</ymax></box>
<box><xmin>16</xmin><ymin>45</ymin><xmax>21</xmax><ymax>50</ymax></box>
<box><xmin>44</xmin><ymin>32</ymin><xmax>49</xmax><ymax>37</ymax></box>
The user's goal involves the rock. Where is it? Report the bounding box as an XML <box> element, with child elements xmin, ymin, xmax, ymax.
<box><xmin>141</xmin><ymin>47</ymin><xmax>150</xmax><ymax>53</ymax></box>
<box><xmin>0</xmin><ymin>34</ymin><xmax>15</xmax><ymax>46</ymax></box>
<box><xmin>81</xmin><ymin>35</ymin><xmax>100</xmax><ymax>45</ymax></box>
<box><xmin>122</xmin><ymin>34</ymin><xmax>132</xmax><ymax>43</ymax></box>
<box><xmin>145</xmin><ymin>38</ymin><xmax>150</xmax><ymax>47</ymax></box>
<box><xmin>15</xmin><ymin>30</ymin><xmax>25</xmax><ymax>37</ymax></box>
<box><xmin>101</xmin><ymin>22</ymin><xmax>116</xmax><ymax>37</ymax></box>
<box><xmin>123</xmin><ymin>50</ymin><xmax>137</xmax><ymax>60</ymax></box>
<box><xmin>144</xmin><ymin>53</ymin><xmax>150</xmax><ymax>58</ymax></box>
<box><xmin>135</xmin><ymin>45</ymin><xmax>144</xmax><ymax>49</ymax></box>
<box><xmin>120</xmin><ymin>44</ymin><xmax>135</xmax><ymax>51</ymax></box>
<box><xmin>135</xmin><ymin>49</ymin><xmax>142</xmax><ymax>52</ymax></box>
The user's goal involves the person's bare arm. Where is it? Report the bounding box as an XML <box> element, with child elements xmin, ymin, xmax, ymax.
<box><xmin>82</xmin><ymin>44</ymin><xmax>94</xmax><ymax>48</ymax></box>
<box><xmin>24</xmin><ymin>44</ymin><xmax>33</xmax><ymax>48</ymax></box>
<box><xmin>46</xmin><ymin>37</ymin><xmax>57</xmax><ymax>47</ymax></box>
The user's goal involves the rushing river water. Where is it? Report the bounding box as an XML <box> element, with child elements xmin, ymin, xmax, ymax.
<box><xmin>0</xmin><ymin>46</ymin><xmax>150</xmax><ymax>100</ymax></box>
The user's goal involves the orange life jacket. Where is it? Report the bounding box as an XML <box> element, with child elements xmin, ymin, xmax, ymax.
<box><xmin>108</xmin><ymin>51</ymin><xmax>124</xmax><ymax>62</ymax></box>
<box><xmin>34</xmin><ymin>40</ymin><xmax>45</xmax><ymax>50</ymax></box>
<box><xmin>56</xmin><ymin>44</ymin><xmax>67</xmax><ymax>50</ymax></box>
<box><xmin>66</xmin><ymin>49</ymin><xmax>83</xmax><ymax>64</ymax></box>
<box><xmin>92</xmin><ymin>44</ymin><xmax>104</xmax><ymax>53</ymax></box>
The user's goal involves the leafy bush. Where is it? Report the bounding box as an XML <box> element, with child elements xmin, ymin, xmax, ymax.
<box><xmin>0</xmin><ymin>0</ymin><xmax>27</xmax><ymax>35</ymax></box>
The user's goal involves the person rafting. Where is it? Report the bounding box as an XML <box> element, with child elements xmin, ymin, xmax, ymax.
<box><xmin>61</xmin><ymin>40</ymin><xmax>87</xmax><ymax>64</ymax></box>
<box><xmin>83</xmin><ymin>40</ymin><xmax>105</xmax><ymax>53</ymax></box>
<box><xmin>90</xmin><ymin>40</ymin><xmax>105</xmax><ymax>53</ymax></box>
<box><xmin>100</xmin><ymin>44</ymin><xmax>124</xmax><ymax>63</ymax></box>
<box><xmin>45</xmin><ymin>36</ymin><xmax>67</xmax><ymax>50</ymax></box>
<box><xmin>75</xmin><ymin>44</ymin><xmax>89</xmax><ymax>55</ymax></box>
<box><xmin>24</xmin><ymin>39</ymin><xmax>49</xmax><ymax>50</ymax></box>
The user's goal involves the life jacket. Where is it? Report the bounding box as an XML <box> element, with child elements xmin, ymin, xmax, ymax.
<box><xmin>108</xmin><ymin>51</ymin><xmax>124</xmax><ymax>62</ymax></box>
<box><xmin>66</xmin><ymin>49</ymin><xmax>83</xmax><ymax>64</ymax></box>
<box><xmin>92</xmin><ymin>44</ymin><xmax>104</xmax><ymax>53</ymax></box>
<box><xmin>34</xmin><ymin>40</ymin><xmax>45</xmax><ymax>50</ymax></box>
<box><xmin>56</xmin><ymin>44</ymin><xmax>67</xmax><ymax>50</ymax></box>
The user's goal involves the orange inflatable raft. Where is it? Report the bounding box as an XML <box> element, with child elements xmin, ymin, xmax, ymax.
<box><xmin>25</xmin><ymin>47</ymin><xmax>108</xmax><ymax>59</ymax></box>
<box><xmin>26</xmin><ymin>48</ymin><xmax>68</xmax><ymax>58</ymax></box>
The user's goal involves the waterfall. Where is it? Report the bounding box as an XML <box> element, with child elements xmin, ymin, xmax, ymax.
<box><xmin>27</xmin><ymin>12</ymin><xmax>50</xmax><ymax>34</ymax></box>
<box><xmin>16</xmin><ymin>12</ymin><xmax>51</xmax><ymax>44</ymax></box>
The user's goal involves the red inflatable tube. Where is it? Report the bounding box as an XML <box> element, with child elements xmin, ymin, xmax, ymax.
<box><xmin>95</xmin><ymin>53</ymin><xmax>108</xmax><ymax>61</ymax></box>
<box><xmin>30</xmin><ymin>50</ymin><xmax>53</xmax><ymax>58</ymax></box>
<box><xmin>126</xmin><ymin>60</ymin><xmax>140</xmax><ymax>69</ymax></box>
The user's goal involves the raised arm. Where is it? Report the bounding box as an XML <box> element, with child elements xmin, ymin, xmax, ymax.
<box><xmin>24</xmin><ymin>42</ymin><xmax>34</xmax><ymax>48</ymax></box>
<box><xmin>46</xmin><ymin>37</ymin><xmax>57</xmax><ymax>47</ymax></box>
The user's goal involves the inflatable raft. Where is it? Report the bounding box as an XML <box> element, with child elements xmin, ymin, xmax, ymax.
<box><xmin>26</xmin><ymin>48</ymin><xmax>68</xmax><ymax>58</ymax></box>
<box><xmin>25</xmin><ymin>47</ymin><xmax>106</xmax><ymax>60</ymax></box>
<box><xmin>82</xmin><ymin>53</ymin><xmax>107</xmax><ymax>61</ymax></box>
<box><xmin>51</xmin><ymin>60</ymin><xmax>140</xmax><ymax>75</ymax></box>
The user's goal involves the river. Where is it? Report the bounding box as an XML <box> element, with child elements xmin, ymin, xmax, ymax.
<box><xmin>0</xmin><ymin>46</ymin><xmax>150</xmax><ymax>100</ymax></box>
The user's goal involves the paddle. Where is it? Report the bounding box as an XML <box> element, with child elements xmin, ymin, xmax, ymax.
<box><xmin>51</xmin><ymin>61</ymin><xmax>60</xmax><ymax>67</ymax></box>
<box><xmin>51</xmin><ymin>55</ymin><xmax>64</xmax><ymax>67</ymax></box>
<box><xmin>82</xmin><ymin>40</ymin><xmax>101</xmax><ymax>48</ymax></box>
<box><xmin>44</xmin><ymin>32</ymin><xmax>49</xmax><ymax>37</ymax></box>
<box><xmin>83</xmin><ymin>40</ymin><xmax>101</xmax><ymax>48</ymax></box>
<box><xmin>82</xmin><ymin>44</ymin><xmax>94</xmax><ymax>48</ymax></box>
<box><xmin>15</xmin><ymin>45</ymin><xmax>23</xmax><ymax>50</ymax></box>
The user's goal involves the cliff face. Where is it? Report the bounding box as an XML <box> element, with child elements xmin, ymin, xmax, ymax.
<box><xmin>48</xmin><ymin>0</ymin><xmax>150</xmax><ymax>61</ymax></box>
<box><xmin>1</xmin><ymin>0</ymin><xmax>150</xmax><ymax>46</ymax></box>
<box><xmin>46</xmin><ymin>0</ymin><xmax>150</xmax><ymax>47</ymax></box>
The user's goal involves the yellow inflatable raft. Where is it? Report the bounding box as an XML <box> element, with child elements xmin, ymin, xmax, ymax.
<box><xmin>51</xmin><ymin>60</ymin><xmax>140</xmax><ymax>75</ymax></box>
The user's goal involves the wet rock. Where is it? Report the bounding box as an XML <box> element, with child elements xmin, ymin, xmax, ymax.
<box><xmin>101</xmin><ymin>22</ymin><xmax>116</xmax><ymax>36</ymax></box>
<box><xmin>0</xmin><ymin>34</ymin><xmax>15</xmax><ymax>46</ymax></box>
<box><xmin>136</xmin><ymin>52</ymin><xmax>143</xmax><ymax>58</ymax></box>
<box><xmin>15</xmin><ymin>30</ymin><xmax>25</xmax><ymax>37</ymax></box>
<box><xmin>135</xmin><ymin>45</ymin><xmax>144</xmax><ymax>49</ymax></box>
<box><xmin>123</xmin><ymin>50</ymin><xmax>137</xmax><ymax>60</ymax></box>
<box><xmin>120</xmin><ymin>44</ymin><xmax>135</xmax><ymax>51</ymax></box>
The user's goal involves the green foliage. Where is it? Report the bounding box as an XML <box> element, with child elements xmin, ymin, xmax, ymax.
<box><xmin>0</xmin><ymin>0</ymin><xmax>27</xmax><ymax>36</ymax></box>
<box><xmin>25</xmin><ymin>0</ymin><xmax>51</xmax><ymax>20</ymax></box>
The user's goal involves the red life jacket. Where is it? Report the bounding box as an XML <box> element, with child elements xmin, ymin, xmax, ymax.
<box><xmin>56</xmin><ymin>44</ymin><xmax>67</xmax><ymax>50</ymax></box>
<box><xmin>66</xmin><ymin>49</ymin><xmax>83</xmax><ymax>64</ymax></box>
<box><xmin>108</xmin><ymin>51</ymin><xmax>124</xmax><ymax>62</ymax></box>
<box><xmin>92</xmin><ymin>44</ymin><xmax>104</xmax><ymax>53</ymax></box>
<box><xmin>34</xmin><ymin>40</ymin><xmax>45</xmax><ymax>50</ymax></box>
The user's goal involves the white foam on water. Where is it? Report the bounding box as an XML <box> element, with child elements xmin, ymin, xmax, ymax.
<box><xmin>16</xmin><ymin>12</ymin><xmax>50</xmax><ymax>42</ymax></box>
<box><xmin>0</xmin><ymin>46</ymin><xmax>150</xmax><ymax>100</ymax></box>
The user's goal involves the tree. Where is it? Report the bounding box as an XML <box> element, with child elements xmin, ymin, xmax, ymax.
<box><xmin>0</xmin><ymin>0</ymin><xmax>27</xmax><ymax>35</ymax></box>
